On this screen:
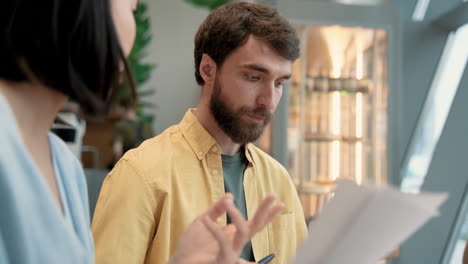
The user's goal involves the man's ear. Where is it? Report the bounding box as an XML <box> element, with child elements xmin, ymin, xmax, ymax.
<box><xmin>199</xmin><ymin>54</ymin><xmax>217</xmax><ymax>85</ymax></box>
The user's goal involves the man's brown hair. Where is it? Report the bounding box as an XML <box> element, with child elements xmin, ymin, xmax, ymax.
<box><xmin>194</xmin><ymin>2</ymin><xmax>300</xmax><ymax>85</ymax></box>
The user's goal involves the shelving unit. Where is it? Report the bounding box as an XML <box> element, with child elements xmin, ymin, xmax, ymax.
<box><xmin>286</xmin><ymin>25</ymin><xmax>390</xmax><ymax>220</ymax></box>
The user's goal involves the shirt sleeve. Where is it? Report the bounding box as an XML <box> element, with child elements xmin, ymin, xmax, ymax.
<box><xmin>91</xmin><ymin>160</ymin><xmax>158</xmax><ymax>264</ymax></box>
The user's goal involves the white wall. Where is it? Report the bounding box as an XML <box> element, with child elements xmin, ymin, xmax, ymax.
<box><xmin>143</xmin><ymin>0</ymin><xmax>210</xmax><ymax>134</ymax></box>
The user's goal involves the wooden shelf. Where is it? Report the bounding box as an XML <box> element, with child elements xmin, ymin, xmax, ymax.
<box><xmin>297</xmin><ymin>181</ymin><xmax>336</xmax><ymax>195</ymax></box>
<box><xmin>303</xmin><ymin>133</ymin><xmax>363</xmax><ymax>143</ymax></box>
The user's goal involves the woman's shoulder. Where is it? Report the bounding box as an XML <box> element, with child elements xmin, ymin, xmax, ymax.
<box><xmin>0</xmin><ymin>94</ymin><xmax>21</xmax><ymax>139</ymax></box>
<box><xmin>0</xmin><ymin>95</ymin><xmax>30</xmax><ymax>164</ymax></box>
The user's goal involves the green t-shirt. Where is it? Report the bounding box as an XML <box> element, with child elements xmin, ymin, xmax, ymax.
<box><xmin>222</xmin><ymin>149</ymin><xmax>254</xmax><ymax>262</ymax></box>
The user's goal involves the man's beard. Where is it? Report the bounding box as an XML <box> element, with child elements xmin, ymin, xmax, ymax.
<box><xmin>209</xmin><ymin>77</ymin><xmax>273</xmax><ymax>144</ymax></box>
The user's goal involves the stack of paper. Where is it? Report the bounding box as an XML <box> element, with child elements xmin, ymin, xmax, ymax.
<box><xmin>294</xmin><ymin>180</ymin><xmax>447</xmax><ymax>264</ymax></box>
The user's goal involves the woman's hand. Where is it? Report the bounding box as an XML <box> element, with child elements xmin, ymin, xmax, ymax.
<box><xmin>168</xmin><ymin>193</ymin><xmax>284</xmax><ymax>264</ymax></box>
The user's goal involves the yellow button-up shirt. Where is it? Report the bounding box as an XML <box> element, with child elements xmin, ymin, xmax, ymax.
<box><xmin>92</xmin><ymin>109</ymin><xmax>307</xmax><ymax>264</ymax></box>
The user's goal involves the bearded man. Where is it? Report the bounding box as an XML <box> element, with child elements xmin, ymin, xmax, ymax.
<box><xmin>91</xmin><ymin>3</ymin><xmax>307</xmax><ymax>264</ymax></box>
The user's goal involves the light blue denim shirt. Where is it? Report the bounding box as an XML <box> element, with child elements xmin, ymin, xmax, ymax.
<box><xmin>0</xmin><ymin>95</ymin><xmax>94</xmax><ymax>263</ymax></box>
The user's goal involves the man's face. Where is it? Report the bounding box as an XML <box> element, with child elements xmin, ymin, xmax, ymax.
<box><xmin>209</xmin><ymin>35</ymin><xmax>292</xmax><ymax>144</ymax></box>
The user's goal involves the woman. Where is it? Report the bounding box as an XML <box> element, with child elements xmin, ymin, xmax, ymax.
<box><xmin>0</xmin><ymin>0</ymin><xmax>283</xmax><ymax>263</ymax></box>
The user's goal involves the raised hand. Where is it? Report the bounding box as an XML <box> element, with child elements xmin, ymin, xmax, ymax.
<box><xmin>168</xmin><ymin>193</ymin><xmax>284</xmax><ymax>264</ymax></box>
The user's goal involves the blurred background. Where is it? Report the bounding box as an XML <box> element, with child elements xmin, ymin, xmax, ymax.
<box><xmin>51</xmin><ymin>0</ymin><xmax>468</xmax><ymax>263</ymax></box>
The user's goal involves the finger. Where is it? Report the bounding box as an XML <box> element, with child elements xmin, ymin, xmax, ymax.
<box><xmin>201</xmin><ymin>216</ymin><xmax>233</xmax><ymax>261</ymax></box>
<box><xmin>247</xmin><ymin>194</ymin><xmax>281</xmax><ymax>235</ymax></box>
<box><xmin>249</xmin><ymin>194</ymin><xmax>276</xmax><ymax>226</ymax></box>
<box><xmin>203</xmin><ymin>193</ymin><xmax>234</xmax><ymax>221</ymax></box>
<box><xmin>225</xmin><ymin>202</ymin><xmax>249</xmax><ymax>251</ymax></box>
<box><xmin>202</xmin><ymin>216</ymin><xmax>229</xmax><ymax>244</ymax></box>
<box><xmin>252</xmin><ymin>203</ymin><xmax>285</xmax><ymax>234</ymax></box>
<box><xmin>251</xmin><ymin>205</ymin><xmax>285</xmax><ymax>234</ymax></box>
<box><xmin>263</xmin><ymin>203</ymin><xmax>285</xmax><ymax>225</ymax></box>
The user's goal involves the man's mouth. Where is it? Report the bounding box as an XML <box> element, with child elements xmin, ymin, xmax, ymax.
<box><xmin>245</xmin><ymin>113</ymin><xmax>267</xmax><ymax>124</ymax></box>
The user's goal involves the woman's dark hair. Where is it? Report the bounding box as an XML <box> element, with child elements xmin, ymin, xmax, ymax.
<box><xmin>194</xmin><ymin>2</ymin><xmax>300</xmax><ymax>86</ymax></box>
<box><xmin>0</xmin><ymin>0</ymin><xmax>136</xmax><ymax>115</ymax></box>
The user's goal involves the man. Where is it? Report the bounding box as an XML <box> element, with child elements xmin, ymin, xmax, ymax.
<box><xmin>92</xmin><ymin>2</ymin><xmax>307</xmax><ymax>264</ymax></box>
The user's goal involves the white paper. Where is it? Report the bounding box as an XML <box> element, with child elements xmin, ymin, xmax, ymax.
<box><xmin>293</xmin><ymin>180</ymin><xmax>448</xmax><ymax>264</ymax></box>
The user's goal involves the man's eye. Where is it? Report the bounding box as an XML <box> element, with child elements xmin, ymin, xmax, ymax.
<box><xmin>247</xmin><ymin>75</ymin><xmax>260</xmax><ymax>81</ymax></box>
<box><xmin>275</xmin><ymin>82</ymin><xmax>284</xmax><ymax>88</ymax></box>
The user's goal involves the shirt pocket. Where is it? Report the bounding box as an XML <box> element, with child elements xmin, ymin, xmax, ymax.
<box><xmin>267</xmin><ymin>212</ymin><xmax>296</xmax><ymax>264</ymax></box>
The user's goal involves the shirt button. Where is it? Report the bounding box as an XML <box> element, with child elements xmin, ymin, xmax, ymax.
<box><xmin>211</xmin><ymin>146</ymin><xmax>218</xmax><ymax>153</ymax></box>
<box><xmin>198</xmin><ymin>151</ymin><xmax>203</xmax><ymax>156</ymax></box>
<box><xmin>211</xmin><ymin>170</ymin><xmax>218</xmax><ymax>176</ymax></box>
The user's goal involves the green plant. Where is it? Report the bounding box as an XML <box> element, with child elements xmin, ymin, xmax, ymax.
<box><xmin>120</xmin><ymin>2</ymin><xmax>157</xmax><ymax>124</ymax></box>
<box><xmin>184</xmin><ymin>0</ymin><xmax>231</xmax><ymax>10</ymax></box>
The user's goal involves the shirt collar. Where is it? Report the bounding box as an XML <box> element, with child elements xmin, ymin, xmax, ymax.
<box><xmin>244</xmin><ymin>143</ymin><xmax>257</xmax><ymax>166</ymax></box>
<box><xmin>179</xmin><ymin>109</ymin><xmax>219</xmax><ymax>160</ymax></box>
